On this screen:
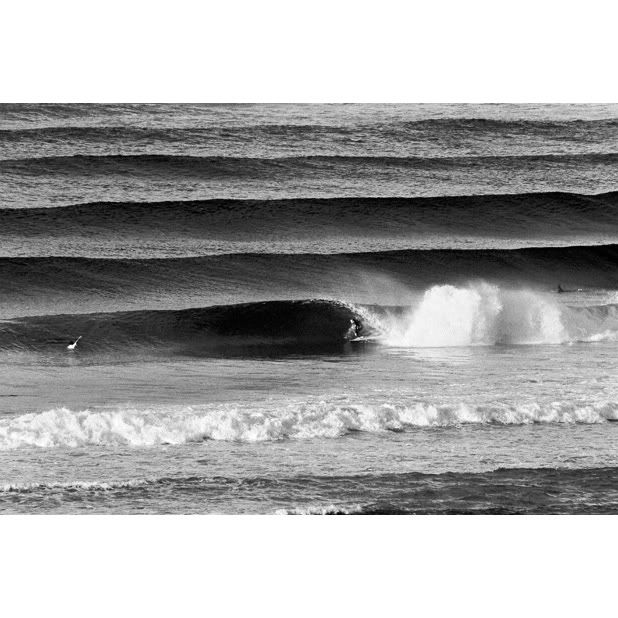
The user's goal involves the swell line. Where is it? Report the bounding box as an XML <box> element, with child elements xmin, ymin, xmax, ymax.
<box><xmin>1</xmin><ymin>190</ymin><xmax>616</xmax><ymax>231</ymax></box>
<box><xmin>3</xmin><ymin>152</ymin><xmax>618</xmax><ymax>167</ymax></box>
<box><xmin>2</xmin><ymin>245</ymin><xmax>618</xmax><ymax>321</ymax></box>
<box><xmin>2</xmin><ymin>244</ymin><xmax>618</xmax><ymax>300</ymax></box>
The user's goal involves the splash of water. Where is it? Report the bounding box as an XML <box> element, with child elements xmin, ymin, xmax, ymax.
<box><xmin>379</xmin><ymin>283</ymin><xmax>567</xmax><ymax>347</ymax></box>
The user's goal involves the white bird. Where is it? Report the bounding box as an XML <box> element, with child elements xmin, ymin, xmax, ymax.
<box><xmin>67</xmin><ymin>336</ymin><xmax>82</xmax><ymax>350</ymax></box>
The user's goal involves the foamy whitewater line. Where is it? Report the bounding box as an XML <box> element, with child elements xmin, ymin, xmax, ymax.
<box><xmin>373</xmin><ymin>283</ymin><xmax>567</xmax><ymax>347</ymax></box>
<box><xmin>365</xmin><ymin>283</ymin><xmax>618</xmax><ymax>348</ymax></box>
<box><xmin>275</xmin><ymin>504</ymin><xmax>365</xmax><ymax>515</ymax></box>
<box><xmin>0</xmin><ymin>478</ymin><xmax>152</xmax><ymax>493</ymax></box>
<box><xmin>1</xmin><ymin>399</ymin><xmax>618</xmax><ymax>450</ymax></box>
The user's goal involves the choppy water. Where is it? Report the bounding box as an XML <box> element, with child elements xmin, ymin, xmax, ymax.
<box><xmin>1</xmin><ymin>103</ymin><xmax>617</xmax><ymax>513</ymax></box>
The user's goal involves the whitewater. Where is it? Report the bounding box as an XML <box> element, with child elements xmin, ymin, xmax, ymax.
<box><xmin>371</xmin><ymin>283</ymin><xmax>610</xmax><ymax>347</ymax></box>
<box><xmin>2</xmin><ymin>398</ymin><xmax>618</xmax><ymax>450</ymax></box>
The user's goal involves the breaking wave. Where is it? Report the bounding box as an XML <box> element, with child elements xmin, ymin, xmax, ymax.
<box><xmin>2</xmin><ymin>398</ymin><xmax>618</xmax><ymax>449</ymax></box>
<box><xmin>276</xmin><ymin>505</ymin><xmax>365</xmax><ymax>515</ymax></box>
<box><xmin>0</xmin><ymin>478</ymin><xmax>151</xmax><ymax>493</ymax></box>
<box><xmin>3</xmin><ymin>285</ymin><xmax>618</xmax><ymax>354</ymax></box>
<box><xmin>378</xmin><ymin>283</ymin><xmax>568</xmax><ymax>346</ymax></box>
<box><xmin>368</xmin><ymin>283</ymin><xmax>618</xmax><ymax>347</ymax></box>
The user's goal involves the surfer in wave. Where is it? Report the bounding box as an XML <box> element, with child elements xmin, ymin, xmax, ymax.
<box><xmin>346</xmin><ymin>319</ymin><xmax>362</xmax><ymax>340</ymax></box>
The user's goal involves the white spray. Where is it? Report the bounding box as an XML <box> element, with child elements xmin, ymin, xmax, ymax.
<box><xmin>379</xmin><ymin>283</ymin><xmax>567</xmax><ymax>347</ymax></box>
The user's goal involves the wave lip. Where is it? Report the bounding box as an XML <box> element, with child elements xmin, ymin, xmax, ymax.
<box><xmin>2</xmin><ymin>399</ymin><xmax>618</xmax><ymax>450</ymax></box>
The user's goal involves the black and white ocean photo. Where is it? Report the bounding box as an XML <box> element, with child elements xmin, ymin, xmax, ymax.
<box><xmin>5</xmin><ymin>3</ymin><xmax>618</xmax><ymax>617</ymax></box>
<box><xmin>1</xmin><ymin>103</ymin><xmax>618</xmax><ymax>514</ymax></box>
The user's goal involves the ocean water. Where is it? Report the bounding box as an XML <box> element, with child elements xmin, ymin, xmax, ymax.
<box><xmin>1</xmin><ymin>103</ymin><xmax>618</xmax><ymax>513</ymax></box>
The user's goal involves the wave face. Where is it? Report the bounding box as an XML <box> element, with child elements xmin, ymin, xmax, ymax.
<box><xmin>2</xmin><ymin>398</ymin><xmax>617</xmax><ymax>449</ymax></box>
<box><xmin>0</xmin><ymin>300</ymin><xmax>360</xmax><ymax>354</ymax></box>
<box><xmin>1</xmin><ymin>191</ymin><xmax>617</xmax><ymax>258</ymax></box>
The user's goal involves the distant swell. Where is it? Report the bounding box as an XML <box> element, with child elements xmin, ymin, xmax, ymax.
<box><xmin>2</xmin><ymin>245</ymin><xmax>618</xmax><ymax>317</ymax></box>
<box><xmin>0</xmin><ymin>118</ymin><xmax>616</xmax><ymax>148</ymax></box>
<box><xmin>2</xmin><ymin>152</ymin><xmax>617</xmax><ymax>177</ymax></box>
<box><xmin>1</xmin><ymin>191</ymin><xmax>617</xmax><ymax>242</ymax></box>
<box><xmin>1</xmin><ymin>117</ymin><xmax>616</xmax><ymax>170</ymax></box>
<box><xmin>2</xmin><ymin>117</ymin><xmax>617</xmax><ymax>134</ymax></box>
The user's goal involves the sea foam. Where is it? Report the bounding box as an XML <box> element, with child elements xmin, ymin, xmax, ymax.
<box><xmin>1</xmin><ymin>399</ymin><xmax>617</xmax><ymax>450</ymax></box>
<box><xmin>0</xmin><ymin>478</ymin><xmax>151</xmax><ymax>493</ymax></box>
<box><xmin>375</xmin><ymin>283</ymin><xmax>613</xmax><ymax>347</ymax></box>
